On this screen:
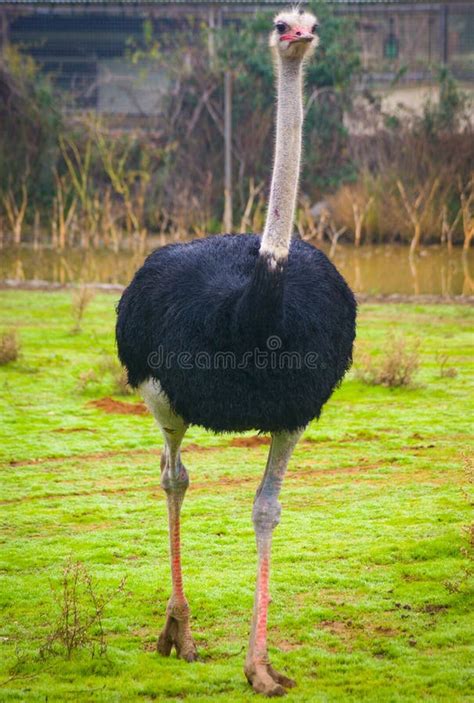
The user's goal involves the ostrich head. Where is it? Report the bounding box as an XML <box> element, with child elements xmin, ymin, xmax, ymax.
<box><xmin>270</xmin><ymin>8</ymin><xmax>319</xmax><ymax>61</ymax></box>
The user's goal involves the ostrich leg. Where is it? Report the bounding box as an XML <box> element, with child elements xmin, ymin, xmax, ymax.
<box><xmin>245</xmin><ymin>429</ymin><xmax>303</xmax><ymax>697</ymax></box>
<box><xmin>141</xmin><ymin>381</ymin><xmax>197</xmax><ymax>662</ymax></box>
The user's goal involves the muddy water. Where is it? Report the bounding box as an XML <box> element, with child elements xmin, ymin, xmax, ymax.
<box><xmin>0</xmin><ymin>243</ymin><xmax>472</xmax><ymax>297</ymax></box>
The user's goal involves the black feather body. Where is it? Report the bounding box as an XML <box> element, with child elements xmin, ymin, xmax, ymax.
<box><xmin>116</xmin><ymin>234</ymin><xmax>356</xmax><ymax>433</ymax></box>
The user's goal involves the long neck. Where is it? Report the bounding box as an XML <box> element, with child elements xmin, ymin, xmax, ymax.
<box><xmin>260</xmin><ymin>58</ymin><xmax>304</xmax><ymax>263</ymax></box>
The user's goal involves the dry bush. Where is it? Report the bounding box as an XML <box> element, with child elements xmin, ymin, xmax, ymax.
<box><xmin>356</xmin><ymin>334</ymin><xmax>420</xmax><ymax>388</ymax></box>
<box><xmin>113</xmin><ymin>367</ymin><xmax>132</xmax><ymax>396</ymax></box>
<box><xmin>0</xmin><ymin>330</ymin><xmax>20</xmax><ymax>365</ymax></box>
<box><xmin>327</xmin><ymin>178</ymin><xmax>374</xmax><ymax>246</ymax></box>
<box><xmin>77</xmin><ymin>369</ymin><xmax>97</xmax><ymax>392</ymax></box>
<box><xmin>341</xmin><ymin>70</ymin><xmax>473</xmax><ymax>248</ymax></box>
<box><xmin>2</xmin><ymin>178</ymin><xmax>28</xmax><ymax>246</ymax></box>
<box><xmin>436</xmin><ymin>352</ymin><xmax>458</xmax><ymax>379</ymax></box>
<box><xmin>40</xmin><ymin>560</ymin><xmax>126</xmax><ymax>660</ymax></box>
<box><xmin>77</xmin><ymin>356</ymin><xmax>131</xmax><ymax>395</ymax></box>
<box><xmin>70</xmin><ymin>286</ymin><xmax>95</xmax><ymax>334</ymax></box>
<box><xmin>98</xmin><ymin>354</ymin><xmax>132</xmax><ymax>396</ymax></box>
<box><xmin>340</xmin><ymin>128</ymin><xmax>474</xmax><ymax>247</ymax></box>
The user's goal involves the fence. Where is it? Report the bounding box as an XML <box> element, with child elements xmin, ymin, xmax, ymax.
<box><xmin>0</xmin><ymin>1</ymin><xmax>473</xmax><ymax>115</ymax></box>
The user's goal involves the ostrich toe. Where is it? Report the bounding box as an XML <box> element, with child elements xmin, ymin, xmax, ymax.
<box><xmin>245</xmin><ymin>661</ymin><xmax>296</xmax><ymax>697</ymax></box>
<box><xmin>157</xmin><ymin>606</ymin><xmax>197</xmax><ymax>662</ymax></box>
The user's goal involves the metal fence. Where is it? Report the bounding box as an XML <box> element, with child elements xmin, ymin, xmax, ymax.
<box><xmin>0</xmin><ymin>1</ymin><xmax>473</xmax><ymax>114</ymax></box>
<box><xmin>347</xmin><ymin>2</ymin><xmax>474</xmax><ymax>84</ymax></box>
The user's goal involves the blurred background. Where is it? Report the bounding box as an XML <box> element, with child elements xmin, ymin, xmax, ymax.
<box><xmin>0</xmin><ymin>0</ymin><xmax>473</xmax><ymax>297</ymax></box>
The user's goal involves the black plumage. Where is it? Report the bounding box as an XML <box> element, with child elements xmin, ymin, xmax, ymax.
<box><xmin>116</xmin><ymin>234</ymin><xmax>356</xmax><ymax>433</ymax></box>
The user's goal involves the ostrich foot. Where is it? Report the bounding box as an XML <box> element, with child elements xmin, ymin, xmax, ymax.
<box><xmin>157</xmin><ymin>601</ymin><xmax>197</xmax><ymax>662</ymax></box>
<box><xmin>245</xmin><ymin>661</ymin><xmax>296</xmax><ymax>697</ymax></box>
<box><xmin>267</xmin><ymin>664</ymin><xmax>296</xmax><ymax>689</ymax></box>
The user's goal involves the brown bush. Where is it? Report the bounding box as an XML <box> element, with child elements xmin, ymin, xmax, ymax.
<box><xmin>355</xmin><ymin>334</ymin><xmax>420</xmax><ymax>388</ymax></box>
<box><xmin>327</xmin><ymin>178</ymin><xmax>374</xmax><ymax>246</ymax></box>
<box><xmin>98</xmin><ymin>354</ymin><xmax>133</xmax><ymax>396</ymax></box>
<box><xmin>0</xmin><ymin>330</ymin><xmax>20</xmax><ymax>365</ymax></box>
<box><xmin>436</xmin><ymin>352</ymin><xmax>458</xmax><ymax>379</ymax></box>
<box><xmin>332</xmin><ymin>127</ymin><xmax>474</xmax><ymax>247</ymax></box>
<box><xmin>40</xmin><ymin>560</ymin><xmax>126</xmax><ymax>660</ymax></box>
<box><xmin>77</xmin><ymin>368</ymin><xmax>97</xmax><ymax>392</ymax></box>
<box><xmin>70</xmin><ymin>286</ymin><xmax>95</xmax><ymax>334</ymax></box>
<box><xmin>77</xmin><ymin>356</ymin><xmax>132</xmax><ymax>396</ymax></box>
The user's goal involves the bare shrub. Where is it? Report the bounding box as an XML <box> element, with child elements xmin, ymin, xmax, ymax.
<box><xmin>396</xmin><ymin>178</ymin><xmax>440</xmax><ymax>257</ymax></box>
<box><xmin>0</xmin><ymin>330</ymin><xmax>20</xmax><ymax>365</ymax></box>
<box><xmin>2</xmin><ymin>178</ymin><xmax>28</xmax><ymax>246</ymax></box>
<box><xmin>113</xmin><ymin>367</ymin><xmax>132</xmax><ymax>396</ymax></box>
<box><xmin>436</xmin><ymin>352</ymin><xmax>458</xmax><ymax>379</ymax></box>
<box><xmin>327</xmin><ymin>179</ymin><xmax>373</xmax><ymax>246</ymax></box>
<box><xmin>356</xmin><ymin>334</ymin><xmax>420</xmax><ymax>388</ymax></box>
<box><xmin>327</xmin><ymin>220</ymin><xmax>347</xmax><ymax>259</ymax></box>
<box><xmin>77</xmin><ymin>369</ymin><xmax>97</xmax><ymax>392</ymax></box>
<box><xmin>342</xmin><ymin>72</ymin><xmax>474</xmax><ymax>249</ymax></box>
<box><xmin>40</xmin><ymin>560</ymin><xmax>126</xmax><ymax>660</ymax></box>
<box><xmin>71</xmin><ymin>286</ymin><xmax>95</xmax><ymax>334</ymax></box>
<box><xmin>98</xmin><ymin>355</ymin><xmax>132</xmax><ymax>396</ymax></box>
<box><xmin>77</xmin><ymin>356</ymin><xmax>131</xmax><ymax>396</ymax></box>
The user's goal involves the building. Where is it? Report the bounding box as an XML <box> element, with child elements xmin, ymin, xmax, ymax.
<box><xmin>0</xmin><ymin>1</ymin><xmax>473</xmax><ymax>115</ymax></box>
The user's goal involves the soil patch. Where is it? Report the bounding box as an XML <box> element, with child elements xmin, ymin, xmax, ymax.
<box><xmin>53</xmin><ymin>427</ymin><xmax>97</xmax><ymax>434</ymax></box>
<box><xmin>419</xmin><ymin>604</ymin><xmax>448</xmax><ymax>614</ymax></box>
<box><xmin>229</xmin><ymin>436</ymin><xmax>270</xmax><ymax>448</ymax></box>
<box><xmin>88</xmin><ymin>397</ymin><xmax>148</xmax><ymax>415</ymax></box>
<box><xmin>276</xmin><ymin>639</ymin><xmax>301</xmax><ymax>652</ymax></box>
<box><xmin>182</xmin><ymin>443</ymin><xmax>220</xmax><ymax>453</ymax></box>
<box><xmin>319</xmin><ymin>620</ymin><xmax>355</xmax><ymax>640</ymax></box>
<box><xmin>374</xmin><ymin>626</ymin><xmax>398</xmax><ymax>636</ymax></box>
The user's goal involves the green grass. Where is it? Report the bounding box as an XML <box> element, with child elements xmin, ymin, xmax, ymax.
<box><xmin>0</xmin><ymin>291</ymin><xmax>473</xmax><ymax>702</ymax></box>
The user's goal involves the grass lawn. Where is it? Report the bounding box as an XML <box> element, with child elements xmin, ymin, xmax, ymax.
<box><xmin>0</xmin><ymin>291</ymin><xmax>473</xmax><ymax>702</ymax></box>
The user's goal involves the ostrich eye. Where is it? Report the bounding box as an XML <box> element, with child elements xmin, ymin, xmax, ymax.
<box><xmin>275</xmin><ymin>22</ymin><xmax>287</xmax><ymax>34</ymax></box>
<box><xmin>312</xmin><ymin>23</ymin><xmax>319</xmax><ymax>33</ymax></box>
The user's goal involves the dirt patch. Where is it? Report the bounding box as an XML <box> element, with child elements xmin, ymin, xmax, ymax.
<box><xmin>69</xmin><ymin>521</ymin><xmax>114</xmax><ymax>533</ymax></box>
<box><xmin>319</xmin><ymin>620</ymin><xmax>355</xmax><ymax>640</ymax></box>
<box><xmin>419</xmin><ymin>604</ymin><xmax>448</xmax><ymax>614</ymax></box>
<box><xmin>291</xmin><ymin>461</ymin><xmax>380</xmax><ymax>478</ymax></box>
<box><xmin>229</xmin><ymin>435</ymin><xmax>271</xmax><ymax>448</ymax></box>
<box><xmin>7</xmin><ymin>448</ymin><xmax>161</xmax><ymax>469</ymax></box>
<box><xmin>374</xmin><ymin>626</ymin><xmax>398</xmax><ymax>636</ymax></box>
<box><xmin>276</xmin><ymin>639</ymin><xmax>301</xmax><ymax>652</ymax></box>
<box><xmin>404</xmin><ymin>444</ymin><xmax>436</xmax><ymax>451</ymax></box>
<box><xmin>0</xmin><ymin>482</ymin><xmax>160</xmax><ymax>506</ymax></box>
<box><xmin>142</xmin><ymin>640</ymin><xmax>158</xmax><ymax>652</ymax></box>
<box><xmin>3</xmin><ymin>437</ymin><xmax>263</xmax><ymax>471</ymax></box>
<box><xmin>318</xmin><ymin>618</ymin><xmax>397</xmax><ymax>641</ymax></box>
<box><xmin>182</xmin><ymin>443</ymin><xmax>220</xmax><ymax>453</ymax></box>
<box><xmin>53</xmin><ymin>427</ymin><xmax>97</xmax><ymax>434</ymax></box>
<box><xmin>88</xmin><ymin>397</ymin><xmax>148</xmax><ymax>415</ymax></box>
<box><xmin>202</xmin><ymin>475</ymin><xmax>255</xmax><ymax>489</ymax></box>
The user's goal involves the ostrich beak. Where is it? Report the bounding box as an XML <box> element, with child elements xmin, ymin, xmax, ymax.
<box><xmin>280</xmin><ymin>28</ymin><xmax>314</xmax><ymax>44</ymax></box>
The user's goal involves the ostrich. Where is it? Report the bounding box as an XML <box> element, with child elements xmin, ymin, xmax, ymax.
<box><xmin>117</xmin><ymin>9</ymin><xmax>356</xmax><ymax>697</ymax></box>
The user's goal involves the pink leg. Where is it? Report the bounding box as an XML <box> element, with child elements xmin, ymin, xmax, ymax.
<box><xmin>157</xmin><ymin>435</ymin><xmax>197</xmax><ymax>662</ymax></box>
<box><xmin>245</xmin><ymin>430</ymin><xmax>303</xmax><ymax>697</ymax></box>
<box><xmin>140</xmin><ymin>381</ymin><xmax>197</xmax><ymax>661</ymax></box>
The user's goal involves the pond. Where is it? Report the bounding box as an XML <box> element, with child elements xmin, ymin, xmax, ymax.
<box><xmin>0</xmin><ymin>243</ymin><xmax>472</xmax><ymax>297</ymax></box>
